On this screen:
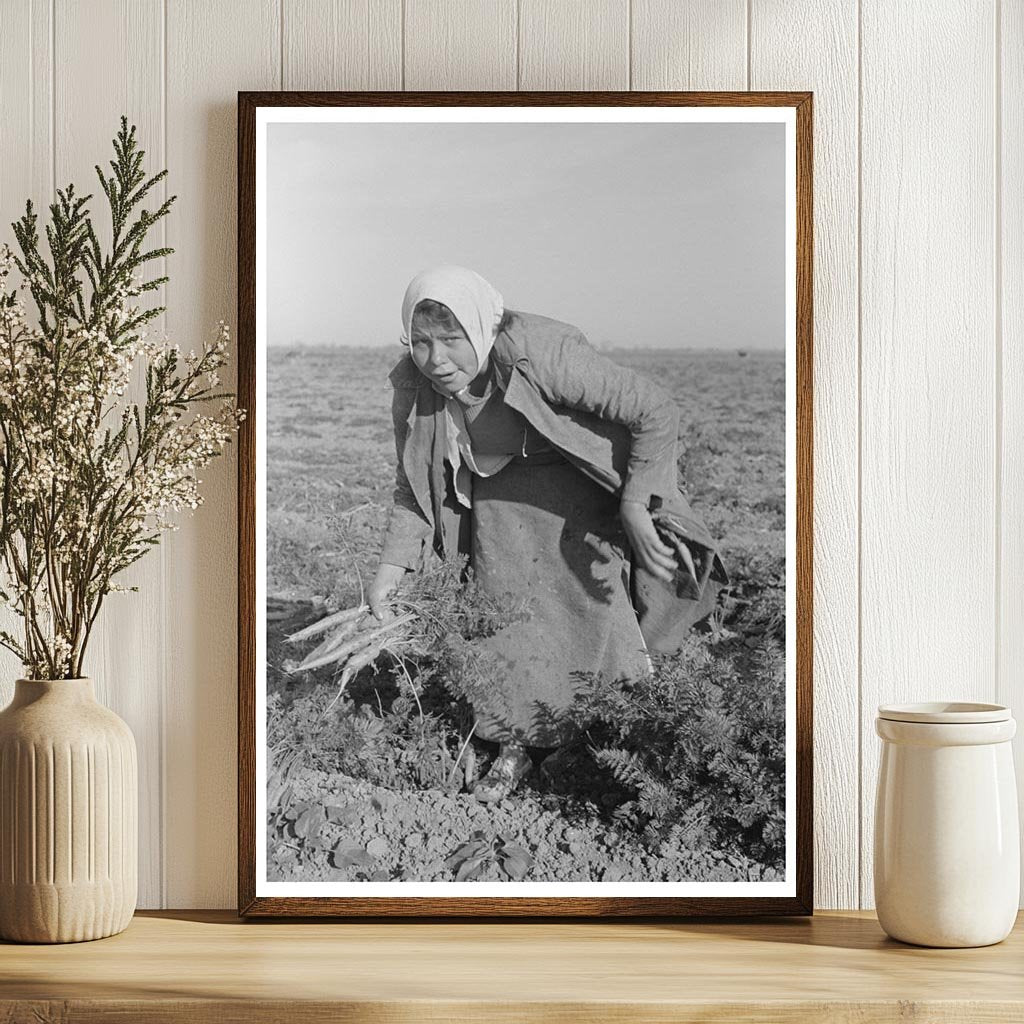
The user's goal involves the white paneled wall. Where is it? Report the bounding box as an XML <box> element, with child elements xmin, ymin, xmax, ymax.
<box><xmin>752</xmin><ymin>0</ymin><xmax>859</xmax><ymax>913</ymax></box>
<box><xmin>1006</xmin><ymin>0</ymin><xmax>1024</xmax><ymax>911</ymax></box>
<box><xmin>859</xmin><ymin>0</ymin><xmax>999</xmax><ymax>910</ymax></box>
<box><xmin>0</xmin><ymin>0</ymin><xmax>1018</xmax><ymax>910</ymax></box>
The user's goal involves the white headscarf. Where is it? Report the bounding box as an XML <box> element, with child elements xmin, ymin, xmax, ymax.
<box><xmin>399</xmin><ymin>265</ymin><xmax>504</xmax><ymax>373</ymax></box>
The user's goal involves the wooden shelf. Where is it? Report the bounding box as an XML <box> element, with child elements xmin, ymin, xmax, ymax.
<box><xmin>2</xmin><ymin>909</ymin><xmax>1022</xmax><ymax>1022</ymax></box>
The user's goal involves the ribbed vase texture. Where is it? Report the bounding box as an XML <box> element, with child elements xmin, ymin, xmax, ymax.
<box><xmin>0</xmin><ymin>677</ymin><xmax>137</xmax><ymax>943</ymax></box>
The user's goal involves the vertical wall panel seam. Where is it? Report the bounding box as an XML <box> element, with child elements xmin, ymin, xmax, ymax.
<box><xmin>49</xmin><ymin>0</ymin><xmax>54</xmax><ymax>199</ymax></box>
<box><xmin>627</xmin><ymin>0</ymin><xmax>632</xmax><ymax>91</ymax></box>
<box><xmin>159</xmin><ymin>0</ymin><xmax>169</xmax><ymax>909</ymax></box>
<box><xmin>400</xmin><ymin>0</ymin><xmax>405</xmax><ymax>91</ymax></box>
<box><xmin>516</xmin><ymin>0</ymin><xmax>521</xmax><ymax>90</ymax></box>
<box><xmin>279</xmin><ymin>0</ymin><xmax>284</xmax><ymax>91</ymax></box>
<box><xmin>994</xmin><ymin>0</ymin><xmax>1003</xmax><ymax>706</ymax></box>
<box><xmin>686</xmin><ymin>4</ymin><xmax>691</xmax><ymax>91</ymax></box>
<box><xmin>746</xmin><ymin>0</ymin><xmax>752</xmax><ymax>90</ymax></box>
<box><xmin>29</xmin><ymin>0</ymin><xmax>33</xmax><ymax>191</ymax></box>
<box><xmin>856</xmin><ymin>0</ymin><xmax>864</xmax><ymax>910</ymax></box>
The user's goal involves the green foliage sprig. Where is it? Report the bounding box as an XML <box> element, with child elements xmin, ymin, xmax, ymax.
<box><xmin>0</xmin><ymin>117</ymin><xmax>245</xmax><ymax>679</ymax></box>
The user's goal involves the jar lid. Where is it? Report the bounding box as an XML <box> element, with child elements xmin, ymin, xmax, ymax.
<box><xmin>877</xmin><ymin>702</ymin><xmax>1011</xmax><ymax>724</ymax></box>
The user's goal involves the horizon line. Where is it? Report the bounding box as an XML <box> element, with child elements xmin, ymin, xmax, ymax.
<box><xmin>267</xmin><ymin>342</ymin><xmax>787</xmax><ymax>354</ymax></box>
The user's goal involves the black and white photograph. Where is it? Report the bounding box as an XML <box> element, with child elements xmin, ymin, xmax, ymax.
<box><xmin>241</xmin><ymin>96</ymin><xmax>809</xmax><ymax>914</ymax></box>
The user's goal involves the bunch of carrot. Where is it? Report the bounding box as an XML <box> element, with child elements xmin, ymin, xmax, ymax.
<box><xmin>283</xmin><ymin>604</ymin><xmax>423</xmax><ymax>700</ymax></box>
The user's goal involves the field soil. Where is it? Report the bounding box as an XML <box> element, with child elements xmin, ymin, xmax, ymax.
<box><xmin>266</xmin><ymin>345</ymin><xmax>785</xmax><ymax>884</ymax></box>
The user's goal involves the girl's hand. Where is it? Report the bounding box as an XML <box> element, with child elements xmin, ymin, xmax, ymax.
<box><xmin>368</xmin><ymin>562</ymin><xmax>406</xmax><ymax>622</ymax></box>
<box><xmin>620</xmin><ymin>500</ymin><xmax>678</xmax><ymax>583</ymax></box>
<box><xmin>663</xmin><ymin>531</ymin><xmax>698</xmax><ymax>585</ymax></box>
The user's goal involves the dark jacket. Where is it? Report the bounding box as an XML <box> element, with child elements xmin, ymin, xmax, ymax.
<box><xmin>379</xmin><ymin>310</ymin><xmax>729</xmax><ymax>653</ymax></box>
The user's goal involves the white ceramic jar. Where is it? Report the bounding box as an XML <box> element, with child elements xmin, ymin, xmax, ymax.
<box><xmin>874</xmin><ymin>702</ymin><xmax>1019</xmax><ymax>948</ymax></box>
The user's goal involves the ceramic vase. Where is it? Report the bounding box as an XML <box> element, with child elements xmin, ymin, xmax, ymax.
<box><xmin>0</xmin><ymin>677</ymin><xmax>137</xmax><ymax>943</ymax></box>
<box><xmin>874</xmin><ymin>701</ymin><xmax>1019</xmax><ymax>948</ymax></box>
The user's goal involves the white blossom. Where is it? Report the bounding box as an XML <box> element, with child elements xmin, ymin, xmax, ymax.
<box><xmin>0</xmin><ymin>242</ymin><xmax>245</xmax><ymax>679</ymax></box>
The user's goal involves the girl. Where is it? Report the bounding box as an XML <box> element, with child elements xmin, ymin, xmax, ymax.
<box><xmin>369</xmin><ymin>266</ymin><xmax>727</xmax><ymax>803</ymax></box>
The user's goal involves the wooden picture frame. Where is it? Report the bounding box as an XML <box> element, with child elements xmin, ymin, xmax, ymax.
<box><xmin>238</xmin><ymin>91</ymin><xmax>813</xmax><ymax>917</ymax></box>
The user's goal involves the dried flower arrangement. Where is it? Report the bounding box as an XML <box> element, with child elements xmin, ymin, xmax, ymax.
<box><xmin>0</xmin><ymin>117</ymin><xmax>244</xmax><ymax>680</ymax></box>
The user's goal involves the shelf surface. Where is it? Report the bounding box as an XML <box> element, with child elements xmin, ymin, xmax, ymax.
<box><xmin>2</xmin><ymin>909</ymin><xmax>1023</xmax><ymax>1022</ymax></box>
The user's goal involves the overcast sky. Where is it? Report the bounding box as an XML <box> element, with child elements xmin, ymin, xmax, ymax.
<box><xmin>266</xmin><ymin>120</ymin><xmax>785</xmax><ymax>350</ymax></box>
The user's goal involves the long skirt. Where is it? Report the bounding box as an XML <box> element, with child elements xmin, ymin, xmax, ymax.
<box><xmin>468</xmin><ymin>449</ymin><xmax>652</xmax><ymax>747</ymax></box>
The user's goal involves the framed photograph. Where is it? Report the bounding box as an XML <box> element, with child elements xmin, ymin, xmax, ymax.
<box><xmin>238</xmin><ymin>91</ymin><xmax>812</xmax><ymax>917</ymax></box>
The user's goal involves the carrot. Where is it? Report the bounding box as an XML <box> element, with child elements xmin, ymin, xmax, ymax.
<box><xmin>324</xmin><ymin>642</ymin><xmax>384</xmax><ymax>714</ymax></box>
<box><xmin>285</xmin><ymin>604</ymin><xmax>368</xmax><ymax>644</ymax></box>
<box><xmin>292</xmin><ymin>612</ymin><xmax>371</xmax><ymax>665</ymax></box>
<box><xmin>290</xmin><ymin>612</ymin><xmax>416</xmax><ymax>674</ymax></box>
